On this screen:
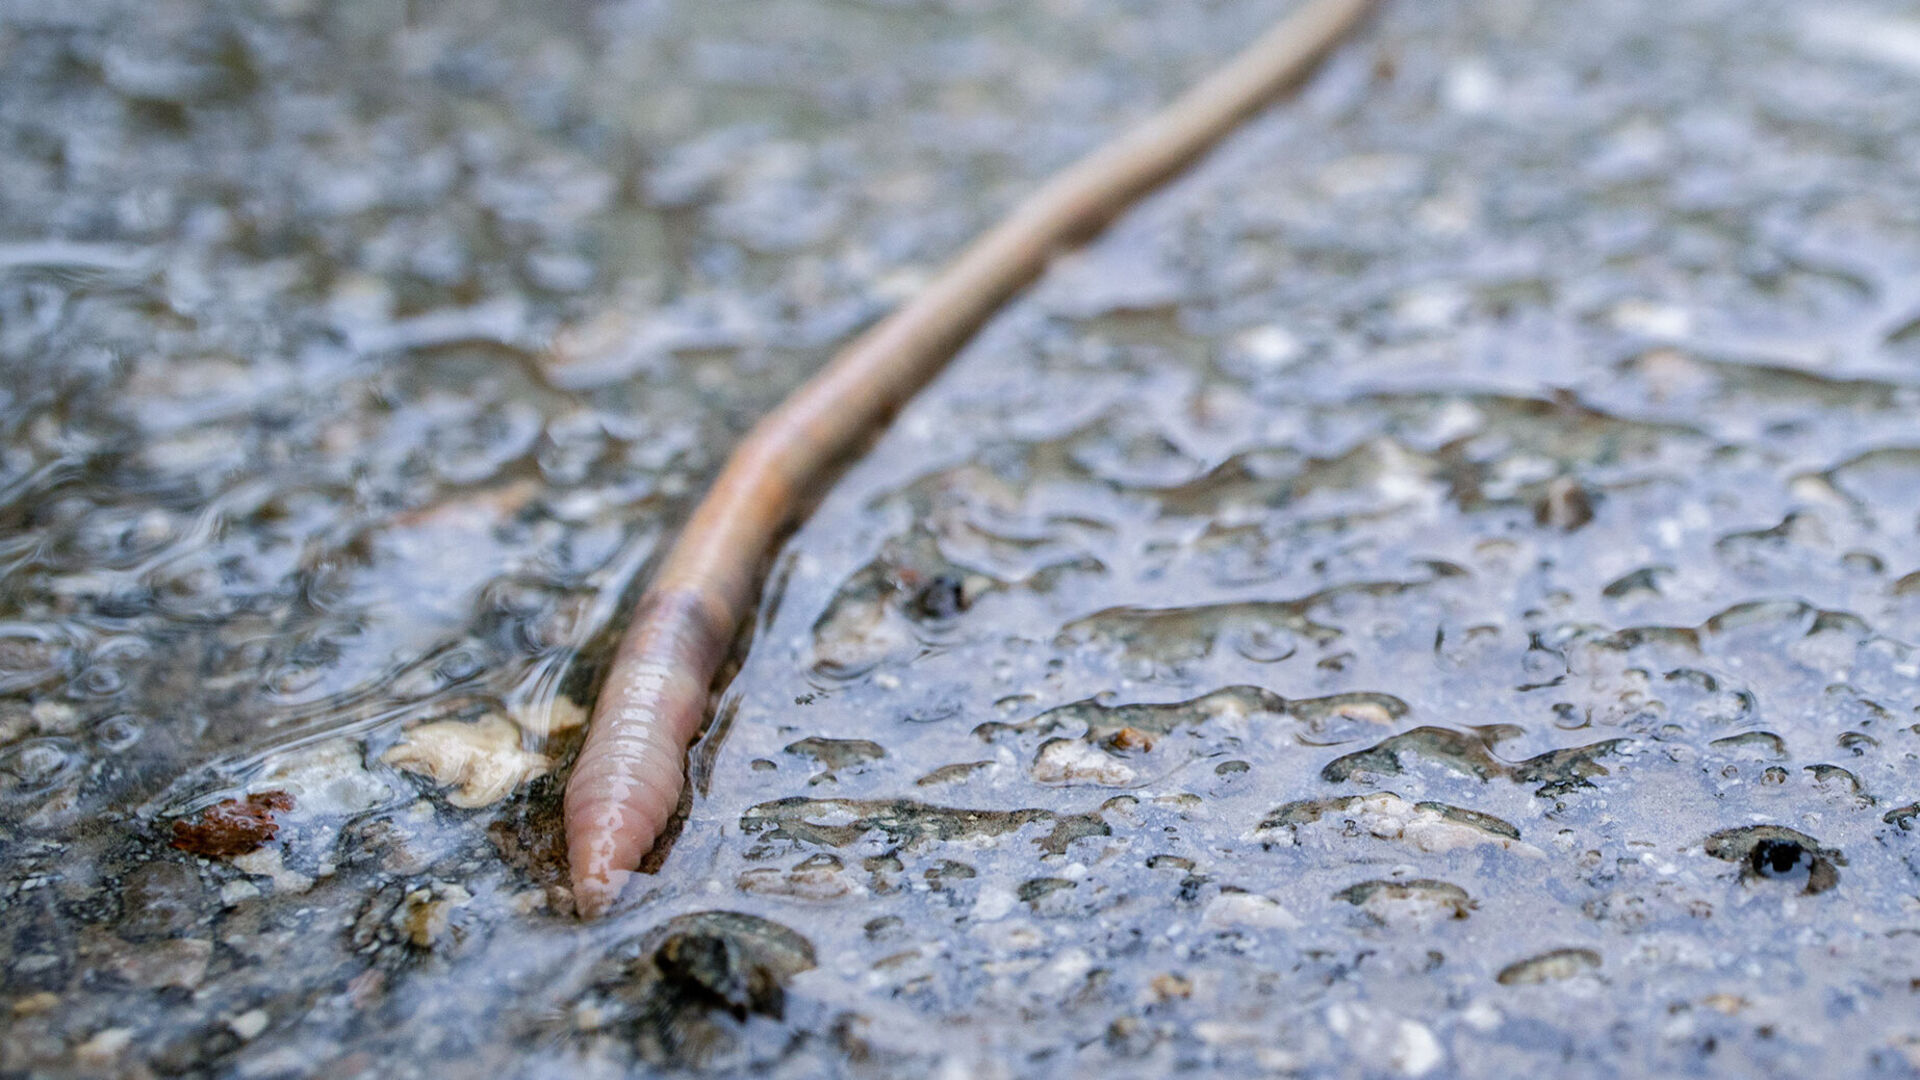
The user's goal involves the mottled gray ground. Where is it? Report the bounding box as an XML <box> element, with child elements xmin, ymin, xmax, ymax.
<box><xmin>5</xmin><ymin>0</ymin><xmax>1920</xmax><ymax>1077</ymax></box>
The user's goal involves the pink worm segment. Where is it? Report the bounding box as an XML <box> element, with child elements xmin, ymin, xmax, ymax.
<box><xmin>565</xmin><ymin>0</ymin><xmax>1379</xmax><ymax>918</ymax></box>
<box><xmin>562</xmin><ymin>588</ymin><xmax>733</xmax><ymax>915</ymax></box>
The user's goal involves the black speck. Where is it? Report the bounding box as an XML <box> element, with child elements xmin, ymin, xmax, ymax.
<box><xmin>907</xmin><ymin>574</ymin><xmax>968</xmax><ymax>621</ymax></box>
<box><xmin>1749</xmin><ymin>837</ymin><xmax>1807</xmax><ymax>878</ymax></box>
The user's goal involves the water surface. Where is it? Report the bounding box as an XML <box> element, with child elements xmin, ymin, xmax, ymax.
<box><xmin>5</xmin><ymin>0</ymin><xmax>1920</xmax><ymax>1076</ymax></box>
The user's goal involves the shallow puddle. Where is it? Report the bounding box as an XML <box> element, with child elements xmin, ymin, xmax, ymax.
<box><xmin>6</xmin><ymin>0</ymin><xmax>1920</xmax><ymax>1076</ymax></box>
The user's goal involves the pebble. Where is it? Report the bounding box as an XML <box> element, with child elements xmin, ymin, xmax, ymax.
<box><xmin>1150</xmin><ymin>972</ymin><xmax>1193</xmax><ymax>1001</ymax></box>
<box><xmin>29</xmin><ymin>700</ymin><xmax>81</xmax><ymax>734</ymax></box>
<box><xmin>1030</xmin><ymin>738</ymin><xmax>1137</xmax><ymax>786</ymax></box>
<box><xmin>1200</xmin><ymin>892</ymin><xmax>1301</xmax><ymax>932</ymax></box>
<box><xmin>11</xmin><ymin>992</ymin><xmax>59</xmax><ymax>1016</ymax></box>
<box><xmin>230</xmin><ymin>847</ymin><xmax>315</xmax><ymax>895</ymax></box>
<box><xmin>383</xmin><ymin>716</ymin><xmax>550</xmax><ymax>808</ymax></box>
<box><xmin>1230</xmin><ymin>324</ymin><xmax>1304</xmax><ymax>373</ymax></box>
<box><xmin>512</xmin><ymin>696</ymin><xmax>587</xmax><ymax>738</ymax></box>
<box><xmin>226</xmin><ymin>1009</ymin><xmax>269</xmax><ymax>1041</ymax></box>
<box><xmin>259</xmin><ymin>739</ymin><xmax>394</xmax><ymax>817</ymax></box>
<box><xmin>74</xmin><ymin>1027</ymin><xmax>134</xmax><ymax>1068</ymax></box>
<box><xmin>1326</xmin><ymin>1004</ymin><xmax>1444</xmax><ymax>1078</ymax></box>
<box><xmin>401</xmin><ymin>884</ymin><xmax>472</xmax><ymax>949</ymax></box>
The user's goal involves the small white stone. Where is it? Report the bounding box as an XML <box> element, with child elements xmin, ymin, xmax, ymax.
<box><xmin>259</xmin><ymin>738</ymin><xmax>394</xmax><ymax>817</ymax></box>
<box><xmin>229</xmin><ymin>847</ymin><xmax>314</xmax><ymax>895</ymax></box>
<box><xmin>1462</xmin><ymin>998</ymin><xmax>1502</xmax><ymax>1031</ymax></box>
<box><xmin>1231</xmin><ymin>325</ymin><xmax>1304</xmax><ymax>372</ymax></box>
<box><xmin>1200</xmin><ymin>891</ymin><xmax>1301</xmax><ymax>931</ymax></box>
<box><xmin>1266</xmin><ymin>792</ymin><xmax>1537</xmax><ymax>856</ymax></box>
<box><xmin>75</xmin><ymin>1027</ymin><xmax>134</xmax><ymax>1067</ymax></box>
<box><xmin>383</xmin><ymin>715</ymin><xmax>550</xmax><ymax>808</ymax></box>
<box><xmin>1391</xmin><ymin>1020</ymin><xmax>1444</xmax><ymax>1077</ymax></box>
<box><xmin>29</xmin><ymin>700</ymin><xmax>81</xmax><ymax>734</ymax></box>
<box><xmin>1030</xmin><ymin>739</ymin><xmax>1136</xmax><ymax>786</ymax></box>
<box><xmin>1027</xmin><ymin>947</ymin><xmax>1093</xmax><ymax>998</ymax></box>
<box><xmin>1610</xmin><ymin>299</ymin><xmax>1691</xmax><ymax>339</ymax></box>
<box><xmin>227</xmin><ymin>1009</ymin><xmax>269</xmax><ymax>1041</ymax></box>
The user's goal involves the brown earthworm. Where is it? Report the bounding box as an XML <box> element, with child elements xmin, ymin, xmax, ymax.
<box><xmin>564</xmin><ymin>0</ymin><xmax>1379</xmax><ymax>917</ymax></box>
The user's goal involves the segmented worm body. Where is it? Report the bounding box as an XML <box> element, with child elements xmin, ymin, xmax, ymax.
<box><xmin>565</xmin><ymin>0</ymin><xmax>1379</xmax><ymax>917</ymax></box>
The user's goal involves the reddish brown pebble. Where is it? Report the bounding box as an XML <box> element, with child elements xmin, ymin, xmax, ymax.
<box><xmin>1106</xmin><ymin>727</ymin><xmax>1157</xmax><ymax>753</ymax></box>
<box><xmin>169</xmin><ymin>791</ymin><xmax>295</xmax><ymax>858</ymax></box>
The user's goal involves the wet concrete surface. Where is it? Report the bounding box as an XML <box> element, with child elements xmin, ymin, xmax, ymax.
<box><xmin>5</xmin><ymin>0</ymin><xmax>1920</xmax><ymax>1076</ymax></box>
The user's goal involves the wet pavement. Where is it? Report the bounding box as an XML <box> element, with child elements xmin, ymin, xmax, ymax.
<box><xmin>5</xmin><ymin>0</ymin><xmax>1920</xmax><ymax>1076</ymax></box>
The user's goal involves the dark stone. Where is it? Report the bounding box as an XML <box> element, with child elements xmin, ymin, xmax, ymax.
<box><xmin>907</xmin><ymin>574</ymin><xmax>969</xmax><ymax>621</ymax></box>
<box><xmin>1703</xmin><ymin>825</ymin><xmax>1845</xmax><ymax>895</ymax></box>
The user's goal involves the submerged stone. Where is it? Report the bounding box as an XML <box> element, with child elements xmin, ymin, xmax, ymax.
<box><xmin>741</xmin><ymin>797</ymin><xmax>1110</xmax><ymax>857</ymax></box>
<box><xmin>1702</xmin><ymin>825</ymin><xmax>1846</xmax><ymax>895</ymax></box>
<box><xmin>1259</xmin><ymin>793</ymin><xmax>1528</xmax><ymax>853</ymax></box>
<box><xmin>573</xmin><ymin>912</ymin><xmax>818</xmax><ymax>1067</ymax></box>
<box><xmin>1496</xmin><ymin>948</ymin><xmax>1602</xmax><ymax>985</ymax></box>
<box><xmin>1333</xmin><ymin>879</ymin><xmax>1475</xmax><ymax>925</ymax></box>
<box><xmin>169</xmin><ymin>792</ymin><xmax>293</xmax><ymax>858</ymax></box>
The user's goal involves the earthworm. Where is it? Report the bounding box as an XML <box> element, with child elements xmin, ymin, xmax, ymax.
<box><xmin>565</xmin><ymin>0</ymin><xmax>1379</xmax><ymax>917</ymax></box>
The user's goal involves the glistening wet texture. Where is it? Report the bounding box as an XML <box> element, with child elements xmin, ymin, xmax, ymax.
<box><xmin>7</xmin><ymin>0</ymin><xmax>1920</xmax><ymax>1076</ymax></box>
